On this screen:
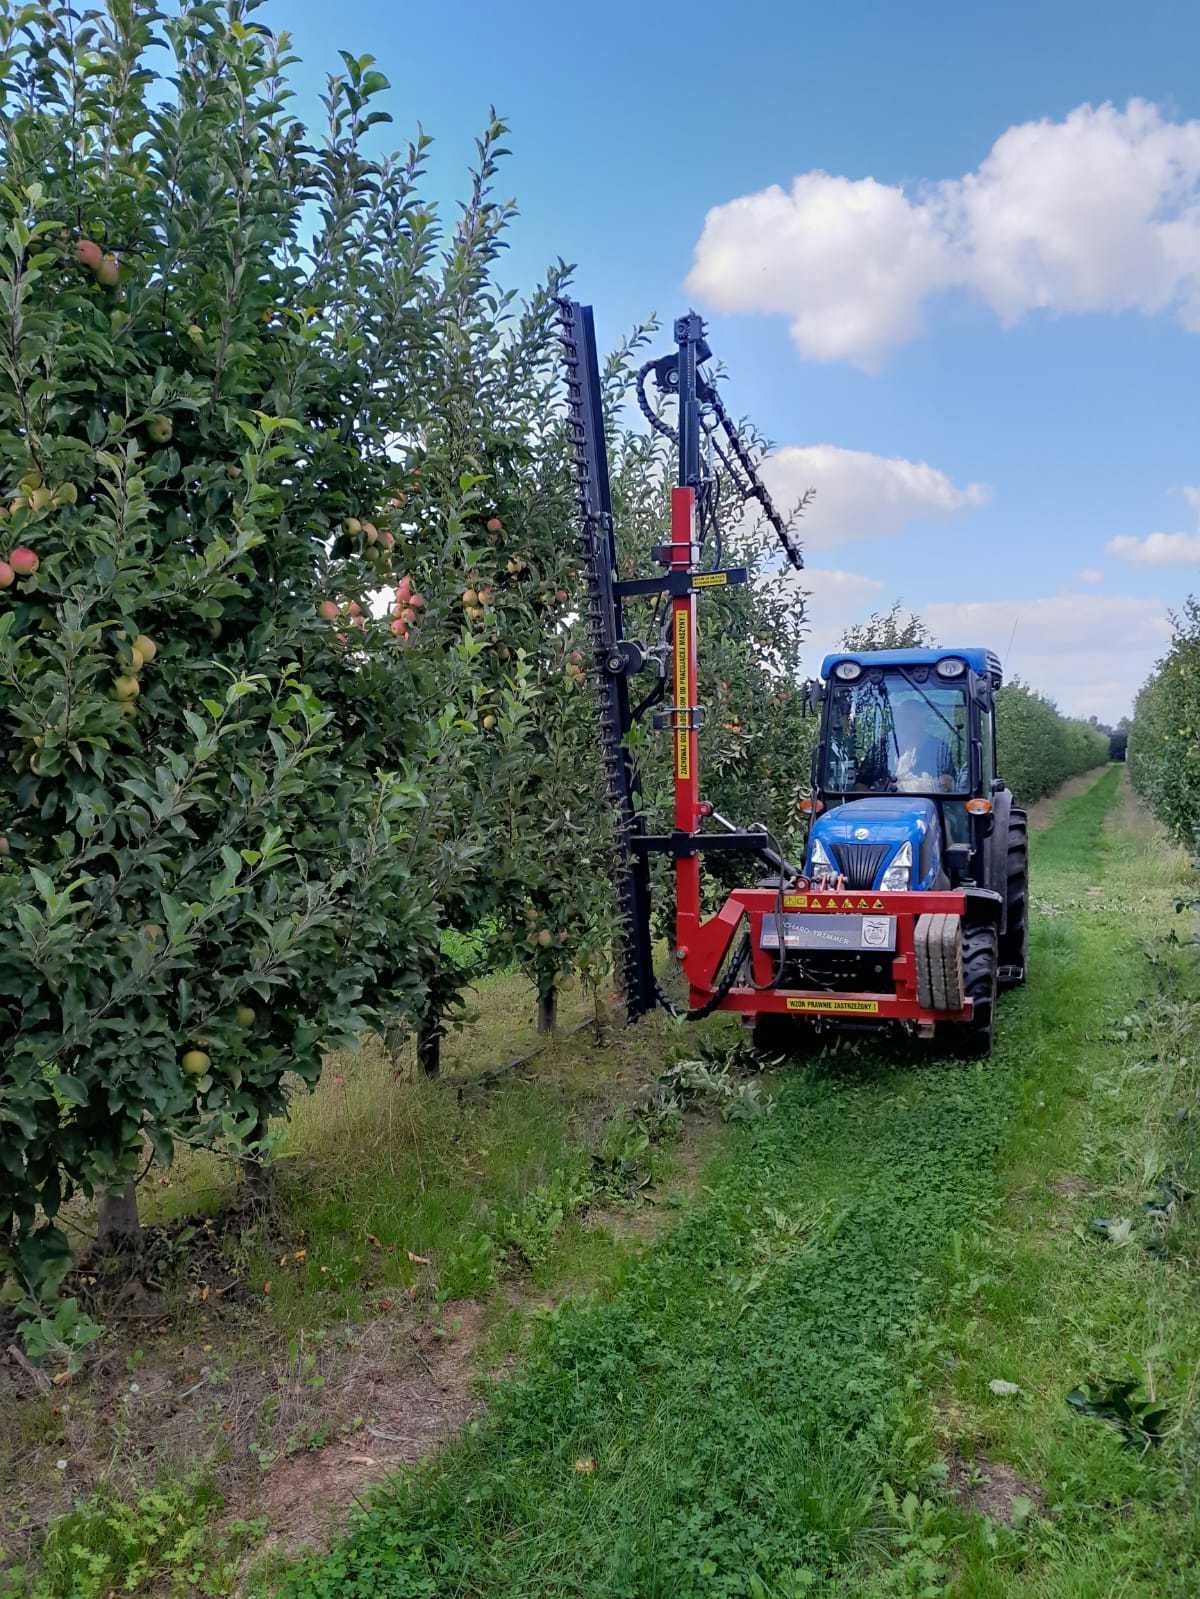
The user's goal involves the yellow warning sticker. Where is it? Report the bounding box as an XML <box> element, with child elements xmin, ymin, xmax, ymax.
<box><xmin>786</xmin><ymin>997</ymin><xmax>881</xmax><ymax>1014</ymax></box>
<box><xmin>673</xmin><ymin>609</ymin><xmax>690</xmax><ymax>780</ymax></box>
<box><xmin>781</xmin><ymin>894</ymin><xmax>889</xmax><ymax>912</ymax></box>
<box><xmin>692</xmin><ymin>572</ymin><xmax>728</xmax><ymax>588</ymax></box>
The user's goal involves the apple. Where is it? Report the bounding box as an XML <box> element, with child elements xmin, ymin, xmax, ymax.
<box><xmin>133</xmin><ymin>633</ymin><xmax>156</xmax><ymax>661</ymax></box>
<box><xmin>487</xmin><ymin>516</ymin><xmax>502</xmax><ymax>533</ymax></box>
<box><xmin>187</xmin><ymin>323</ymin><xmax>204</xmax><ymax>344</ymax></box>
<box><xmin>395</xmin><ymin>575</ymin><xmax>412</xmax><ymax>602</ymax></box>
<box><xmin>28</xmin><ymin>487</ymin><xmax>52</xmax><ymax>512</ymax></box>
<box><xmin>235</xmin><ymin>1005</ymin><xmax>256</xmax><ymax>1027</ymax></box>
<box><xmin>364</xmin><ymin>523</ymin><xmax>379</xmax><ymax>545</ymax></box>
<box><xmin>113</xmin><ymin>675</ymin><xmax>139</xmax><ymax>700</ymax></box>
<box><xmin>129</xmin><ymin>646</ymin><xmax>146</xmax><ymax>671</ymax></box>
<box><xmin>52</xmin><ymin>482</ymin><xmax>77</xmax><ymax>507</ymax></box>
<box><xmin>477</xmin><ymin>587</ymin><xmax>493</xmax><ymax>605</ymax></box>
<box><xmin>0</xmin><ymin>562</ymin><xmax>12</xmax><ymax>588</ymax></box>
<box><xmin>142</xmin><ymin>923</ymin><xmax>163</xmax><ymax>941</ymax></box>
<box><xmin>346</xmin><ymin>600</ymin><xmax>363</xmax><ymax>618</ymax></box>
<box><xmin>146</xmin><ymin>416</ymin><xmax>174</xmax><ymax>445</ymax></box>
<box><xmin>96</xmin><ymin>254</ymin><xmax>120</xmax><ymax>287</ymax></box>
<box><xmin>524</xmin><ymin>906</ymin><xmax>537</xmax><ymax>922</ymax></box>
<box><xmin>537</xmin><ymin>929</ymin><xmax>552</xmax><ymax>947</ymax></box>
<box><xmin>408</xmin><ymin>592</ymin><xmax>424</xmax><ymax>609</ymax></box>
<box><xmin>389</xmin><ymin>617</ymin><xmax>407</xmax><ymax>637</ymax></box>
<box><xmin>8</xmin><ymin>547</ymin><xmax>38</xmax><ymax>576</ymax></box>
<box><xmin>556</xmin><ymin>589</ymin><xmax>568</xmax><ymax>602</ymax></box>
<box><xmin>462</xmin><ymin>588</ymin><xmax>478</xmax><ymax>607</ymax></box>
<box><xmin>482</xmin><ymin>714</ymin><xmax>496</xmax><ymax>730</ymax></box>
<box><xmin>318</xmin><ymin>599</ymin><xmax>339</xmax><ymax>621</ymax></box>
<box><xmin>381</xmin><ymin>531</ymin><xmax>395</xmax><ymax>550</ymax></box>
<box><xmin>399</xmin><ymin>607</ymin><xmax>415</xmax><ymax>626</ymax></box>
<box><xmin>0</xmin><ymin>834</ymin><xmax>9</xmax><ymax>855</ymax></box>
<box><xmin>181</xmin><ymin>1048</ymin><xmax>210</xmax><ymax>1076</ymax></box>
<box><xmin>346</xmin><ymin>517</ymin><xmax>362</xmax><ymax>535</ymax></box>
<box><xmin>75</xmin><ymin>238</ymin><xmax>103</xmax><ymax>270</ymax></box>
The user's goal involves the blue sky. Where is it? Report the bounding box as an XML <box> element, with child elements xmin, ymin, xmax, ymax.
<box><xmin>273</xmin><ymin>0</ymin><xmax>1199</xmax><ymax>718</ymax></box>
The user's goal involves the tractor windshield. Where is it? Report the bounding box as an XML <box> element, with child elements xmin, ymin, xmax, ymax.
<box><xmin>823</xmin><ymin>670</ymin><xmax>970</xmax><ymax>795</ymax></box>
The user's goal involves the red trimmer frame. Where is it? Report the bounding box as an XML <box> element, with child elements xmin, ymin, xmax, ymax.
<box><xmin>667</xmin><ymin>487</ymin><xmax>973</xmax><ymax>1027</ymax></box>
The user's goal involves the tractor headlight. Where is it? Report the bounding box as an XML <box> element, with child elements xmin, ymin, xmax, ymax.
<box><xmin>879</xmin><ymin>841</ymin><xmax>912</xmax><ymax>892</ymax></box>
<box><xmin>808</xmin><ymin>837</ymin><xmax>834</xmax><ymax>873</ymax></box>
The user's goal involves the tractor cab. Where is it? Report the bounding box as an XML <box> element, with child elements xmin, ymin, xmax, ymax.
<box><xmin>807</xmin><ymin>648</ymin><xmax>1005</xmax><ymax>895</ymax></box>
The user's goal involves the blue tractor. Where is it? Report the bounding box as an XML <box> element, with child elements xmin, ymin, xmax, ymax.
<box><xmin>772</xmin><ymin>645</ymin><xmax>1029</xmax><ymax>1056</ymax></box>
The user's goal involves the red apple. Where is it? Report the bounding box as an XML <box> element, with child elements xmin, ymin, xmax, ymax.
<box><xmin>487</xmin><ymin>516</ymin><xmax>502</xmax><ymax>533</ymax></box>
<box><xmin>346</xmin><ymin>600</ymin><xmax>363</xmax><ymax>618</ymax></box>
<box><xmin>318</xmin><ymin>599</ymin><xmax>339</xmax><ymax>621</ymax></box>
<box><xmin>395</xmin><ymin>575</ymin><xmax>412</xmax><ymax>602</ymax></box>
<box><xmin>389</xmin><ymin>618</ymin><xmax>408</xmax><ymax>637</ymax></box>
<box><xmin>8</xmin><ymin>547</ymin><xmax>38</xmax><ymax>576</ymax></box>
<box><xmin>401</xmin><ymin>607</ymin><xmax>416</xmax><ymax>625</ymax></box>
<box><xmin>0</xmin><ymin>561</ymin><xmax>12</xmax><ymax>588</ymax></box>
<box><xmin>408</xmin><ymin>592</ymin><xmax>424</xmax><ymax>609</ymax></box>
<box><xmin>75</xmin><ymin>238</ymin><xmax>103</xmax><ymax>270</ymax></box>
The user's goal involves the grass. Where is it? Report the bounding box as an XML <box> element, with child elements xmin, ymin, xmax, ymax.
<box><xmin>6</xmin><ymin>766</ymin><xmax>1198</xmax><ymax>1597</ymax></box>
<box><xmin>269</xmin><ymin>767</ymin><xmax>1200</xmax><ymax>1598</ymax></box>
<box><xmin>1</xmin><ymin>968</ymin><xmax>748</xmax><ymax>1588</ymax></box>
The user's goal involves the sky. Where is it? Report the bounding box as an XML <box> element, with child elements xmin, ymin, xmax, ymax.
<box><xmin>273</xmin><ymin>0</ymin><xmax>1199</xmax><ymax>720</ymax></box>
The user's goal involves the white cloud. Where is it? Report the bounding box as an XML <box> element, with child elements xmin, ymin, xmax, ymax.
<box><xmin>1077</xmin><ymin>567</ymin><xmax>1105</xmax><ymax>584</ymax></box>
<box><xmin>687</xmin><ymin>100</ymin><xmax>1200</xmax><ymax>366</ymax></box>
<box><xmin>1107</xmin><ymin>531</ymin><xmax>1200</xmax><ymax>564</ymax></box>
<box><xmin>1183</xmin><ymin>485</ymin><xmax>1200</xmax><ymax>516</ymax></box>
<box><xmin>763</xmin><ymin>444</ymin><xmax>988</xmax><ymax>548</ymax></box>
<box><xmin>921</xmin><ymin>592</ymin><xmax>1171</xmax><ymax>719</ymax></box>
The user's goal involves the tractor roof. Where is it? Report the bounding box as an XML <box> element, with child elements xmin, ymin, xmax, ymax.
<box><xmin>820</xmin><ymin>647</ymin><xmax>1003</xmax><ymax>688</ymax></box>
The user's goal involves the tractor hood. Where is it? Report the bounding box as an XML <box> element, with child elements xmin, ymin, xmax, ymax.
<box><xmin>806</xmin><ymin>797</ymin><xmax>940</xmax><ymax>891</ymax></box>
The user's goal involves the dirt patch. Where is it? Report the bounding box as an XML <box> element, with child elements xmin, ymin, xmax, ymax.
<box><xmin>1104</xmin><ymin>766</ymin><xmax>1150</xmax><ymax>839</ymax></box>
<box><xmin>1027</xmin><ymin>766</ymin><xmax>1112</xmax><ymax>832</ymax></box>
<box><xmin>1048</xmin><ymin>1173</ymin><xmax>1091</xmax><ymax>1201</ymax></box>
<box><xmin>252</xmin><ymin>1300</ymin><xmax>485</xmax><ymax>1557</ymax></box>
<box><xmin>947</xmin><ymin>1451</ymin><xmax>1045</xmax><ymax>1524</ymax></box>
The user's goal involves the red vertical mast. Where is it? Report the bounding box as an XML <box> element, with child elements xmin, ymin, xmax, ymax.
<box><xmin>670</xmin><ymin>486</ymin><xmax>702</xmax><ymax>954</ymax></box>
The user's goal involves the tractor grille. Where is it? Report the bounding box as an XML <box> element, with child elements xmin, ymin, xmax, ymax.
<box><xmin>830</xmin><ymin>842</ymin><xmax>891</xmax><ymax>890</ymax></box>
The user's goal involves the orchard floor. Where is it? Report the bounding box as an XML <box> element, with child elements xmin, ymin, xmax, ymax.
<box><xmin>3</xmin><ymin>767</ymin><xmax>1199</xmax><ymax>1599</ymax></box>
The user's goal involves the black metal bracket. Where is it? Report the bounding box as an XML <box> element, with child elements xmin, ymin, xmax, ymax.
<box><xmin>615</xmin><ymin>567</ymin><xmax>748</xmax><ymax>601</ymax></box>
<box><xmin>652</xmin><ymin>705</ymin><xmax>706</xmax><ymax>733</ymax></box>
<box><xmin>632</xmin><ymin>830</ymin><xmax>785</xmax><ymax>862</ymax></box>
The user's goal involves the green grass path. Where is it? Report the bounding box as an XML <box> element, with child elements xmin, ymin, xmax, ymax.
<box><xmin>276</xmin><ymin>768</ymin><xmax>1199</xmax><ymax>1598</ymax></box>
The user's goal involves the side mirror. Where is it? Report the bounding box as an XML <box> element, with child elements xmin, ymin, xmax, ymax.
<box><xmin>801</xmin><ymin>678</ymin><xmax>824</xmax><ymax>719</ymax></box>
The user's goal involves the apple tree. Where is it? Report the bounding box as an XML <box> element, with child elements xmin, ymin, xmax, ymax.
<box><xmin>0</xmin><ymin>0</ymin><xmax>502</xmax><ymax>1300</ymax></box>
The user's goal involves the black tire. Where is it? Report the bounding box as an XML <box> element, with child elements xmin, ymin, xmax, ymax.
<box><xmin>999</xmin><ymin>808</ymin><xmax>1028</xmax><ymax>988</ymax></box>
<box><xmin>947</xmin><ymin>923</ymin><xmax>998</xmax><ymax>1058</ymax></box>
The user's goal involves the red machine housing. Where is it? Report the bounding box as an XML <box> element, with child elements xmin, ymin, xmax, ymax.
<box><xmin>666</xmin><ymin>486</ymin><xmax>974</xmax><ymax>1028</ymax></box>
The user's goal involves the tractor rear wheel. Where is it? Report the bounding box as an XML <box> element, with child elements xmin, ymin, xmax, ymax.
<box><xmin>999</xmin><ymin>808</ymin><xmax>1028</xmax><ymax>988</ymax></box>
<box><xmin>947</xmin><ymin>923</ymin><xmax>998</xmax><ymax>1058</ymax></box>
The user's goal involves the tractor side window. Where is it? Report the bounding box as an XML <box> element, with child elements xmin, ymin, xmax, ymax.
<box><xmin>980</xmin><ymin>709</ymin><xmax>995</xmax><ymax>790</ymax></box>
<box><xmin>824</xmin><ymin>671</ymin><xmax>970</xmax><ymax>795</ymax></box>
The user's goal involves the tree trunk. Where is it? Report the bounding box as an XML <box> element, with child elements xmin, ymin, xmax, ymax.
<box><xmin>417</xmin><ymin>1006</ymin><xmax>442</xmax><ymax>1077</ymax></box>
<box><xmin>591</xmin><ymin>984</ymin><xmax>606</xmax><ymax>1046</ymax></box>
<box><xmin>97</xmin><ymin>1181</ymin><xmax>141</xmax><ymax>1249</ymax></box>
<box><xmin>383</xmin><ymin>1020</ymin><xmax>409</xmax><ymax>1071</ymax></box>
<box><xmin>536</xmin><ymin>979</ymin><xmax>557</xmax><ymax>1035</ymax></box>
